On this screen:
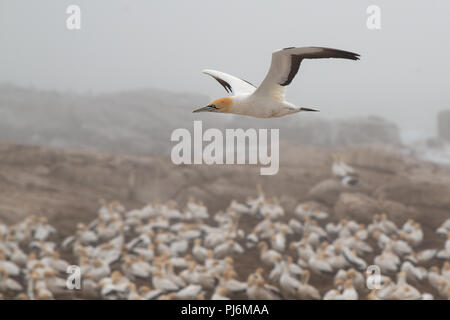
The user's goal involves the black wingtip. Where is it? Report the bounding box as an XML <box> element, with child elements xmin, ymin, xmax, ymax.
<box><xmin>315</xmin><ymin>46</ymin><xmax>361</xmax><ymax>61</ymax></box>
<box><xmin>334</xmin><ymin>49</ymin><xmax>360</xmax><ymax>61</ymax></box>
<box><xmin>300</xmin><ymin>107</ymin><xmax>320</xmax><ymax>112</ymax></box>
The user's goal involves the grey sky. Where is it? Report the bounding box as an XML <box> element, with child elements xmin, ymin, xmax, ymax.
<box><xmin>1</xmin><ymin>1</ymin><xmax>449</xmax><ymax>139</ymax></box>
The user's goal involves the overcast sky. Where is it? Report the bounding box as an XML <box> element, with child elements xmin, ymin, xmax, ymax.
<box><xmin>1</xmin><ymin>1</ymin><xmax>449</xmax><ymax>139</ymax></box>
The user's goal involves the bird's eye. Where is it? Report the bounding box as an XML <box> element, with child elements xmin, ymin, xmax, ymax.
<box><xmin>209</xmin><ymin>104</ymin><xmax>218</xmax><ymax>109</ymax></box>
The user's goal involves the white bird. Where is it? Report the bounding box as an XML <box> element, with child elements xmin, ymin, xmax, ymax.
<box><xmin>308</xmin><ymin>253</ymin><xmax>333</xmax><ymax>275</ymax></box>
<box><xmin>401</xmin><ymin>261</ymin><xmax>426</xmax><ymax>282</ymax></box>
<box><xmin>340</xmin><ymin>279</ymin><xmax>359</xmax><ymax>300</ymax></box>
<box><xmin>342</xmin><ymin>248</ymin><xmax>367</xmax><ymax>271</ymax></box>
<box><xmin>297</xmin><ymin>270</ymin><xmax>321</xmax><ymax>300</ymax></box>
<box><xmin>258</xmin><ymin>242</ymin><xmax>281</xmax><ymax>267</ymax></box>
<box><xmin>192</xmin><ymin>239</ymin><xmax>209</xmax><ymax>262</ymax></box>
<box><xmin>406</xmin><ymin>249</ymin><xmax>436</xmax><ymax>264</ymax></box>
<box><xmin>193</xmin><ymin>47</ymin><xmax>359</xmax><ymax>117</ymax></box>
<box><xmin>175</xmin><ymin>284</ymin><xmax>203</xmax><ymax>299</ymax></box>
<box><xmin>152</xmin><ymin>270</ymin><xmax>179</xmax><ymax>292</ymax></box>
<box><xmin>331</xmin><ymin>154</ymin><xmax>359</xmax><ymax>186</ymax></box>
<box><xmin>0</xmin><ymin>268</ymin><xmax>22</xmax><ymax>292</ymax></box>
<box><xmin>139</xmin><ymin>286</ymin><xmax>163</xmax><ymax>300</ymax></box>
<box><xmin>436</xmin><ymin>232</ymin><xmax>450</xmax><ymax>260</ymax></box>
<box><xmin>374</xmin><ymin>252</ymin><xmax>399</xmax><ymax>274</ymax></box>
<box><xmin>246</xmin><ymin>274</ymin><xmax>281</xmax><ymax>300</ymax></box>
<box><xmin>211</xmin><ymin>287</ymin><xmax>230</xmax><ymax>300</ymax></box>
<box><xmin>323</xmin><ymin>288</ymin><xmax>341</xmax><ymax>300</ymax></box>
<box><xmin>392</xmin><ymin>272</ymin><xmax>421</xmax><ymax>300</ymax></box>
<box><xmin>436</xmin><ymin>219</ymin><xmax>450</xmax><ymax>237</ymax></box>
<box><xmin>220</xmin><ymin>269</ymin><xmax>247</xmax><ymax>293</ymax></box>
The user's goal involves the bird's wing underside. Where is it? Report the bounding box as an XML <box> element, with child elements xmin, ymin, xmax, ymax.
<box><xmin>253</xmin><ymin>47</ymin><xmax>360</xmax><ymax>101</ymax></box>
<box><xmin>202</xmin><ymin>69</ymin><xmax>256</xmax><ymax>96</ymax></box>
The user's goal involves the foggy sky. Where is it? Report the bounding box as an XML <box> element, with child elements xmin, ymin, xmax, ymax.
<box><xmin>1</xmin><ymin>1</ymin><xmax>449</xmax><ymax>140</ymax></box>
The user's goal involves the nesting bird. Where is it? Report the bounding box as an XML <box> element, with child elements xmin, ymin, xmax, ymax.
<box><xmin>0</xmin><ymin>185</ymin><xmax>448</xmax><ymax>301</ymax></box>
<box><xmin>331</xmin><ymin>153</ymin><xmax>359</xmax><ymax>186</ymax></box>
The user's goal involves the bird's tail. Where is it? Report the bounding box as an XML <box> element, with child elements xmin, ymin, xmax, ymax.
<box><xmin>300</xmin><ymin>107</ymin><xmax>319</xmax><ymax>112</ymax></box>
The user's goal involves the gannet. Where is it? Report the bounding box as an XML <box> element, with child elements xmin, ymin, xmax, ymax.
<box><xmin>297</xmin><ymin>270</ymin><xmax>321</xmax><ymax>300</ymax></box>
<box><xmin>331</xmin><ymin>154</ymin><xmax>359</xmax><ymax>186</ymax></box>
<box><xmin>194</xmin><ymin>46</ymin><xmax>359</xmax><ymax>117</ymax></box>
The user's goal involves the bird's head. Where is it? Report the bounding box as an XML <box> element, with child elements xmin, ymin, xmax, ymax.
<box><xmin>193</xmin><ymin>97</ymin><xmax>233</xmax><ymax>114</ymax></box>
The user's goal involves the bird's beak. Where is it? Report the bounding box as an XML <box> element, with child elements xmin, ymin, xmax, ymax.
<box><xmin>192</xmin><ymin>106</ymin><xmax>212</xmax><ymax>113</ymax></box>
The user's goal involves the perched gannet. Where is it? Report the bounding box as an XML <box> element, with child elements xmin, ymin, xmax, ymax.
<box><xmin>342</xmin><ymin>248</ymin><xmax>367</xmax><ymax>271</ymax></box>
<box><xmin>374</xmin><ymin>251</ymin><xmax>399</xmax><ymax>274</ymax></box>
<box><xmin>194</xmin><ymin>47</ymin><xmax>359</xmax><ymax>117</ymax></box>
<box><xmin>297</xmin><ymin>270</ymin><xmax>321</xmax><ymax>300</ymax></box>
<box><xmin>392</xmin><ymin>272</ymin><xmax>421</xmax><ymax>300</ymax></box>
<box><xmin>211</xmin><ymin>286</ymin><xmax>230</xmax><ymax>300</ymax></box>
<box><xmin>175</xmin><ymin>284</ymin><xmax>203</xmax><ymax>299</ymax></box>
<box><xmin>219</xmin><ymin>268</ymin><xmax>247</xmax><ymax>293</ymax></box>
<box><xmin>323</xmin><ymin>288</ymin><xmax>341</xmax><ymax>300</ymax></box>
<box><xmin>2</xmin><ymin>186</ymin><xmax>450</xmax><ymax>301</ymax></box>
<box><xmin>436</xmin><ymin>219</ymin><xmax>450</xmax><ymax>237</ymax></box>
<box><xmin>339</xmin><ymin>279</ymin><xmax>359</xmax><ymax>300</ymax></box>
<box><xmin>246</xmin><ymin>273</ymin><xmax>281</xmax><ymax>300</ymax></box>
<box><xmin>279</xmin><ymin>264</ymin><xmax>301</xmax><ymax>296</ymax></box>
<box><xmin>0</xmin><ymin>267</ymin><xmax>22</xmax><ymax>292</ymax></box>
<box><xmin>331</xmin><ymin>154</ymin><xmax>359</xmax><ymax>186</ymax></box>
<box><xmin>308</xmin><ymin>252</ymin><xmax>333</xmax><ymax>275</ymax></box>
<box><xmin>401</xmin><ymin>261</ymin><xmax>426</xmax><ymax>282</ymax></box>
<box><xmin>258</xmin><ymin>242</ymin><xmax>281</xmax><ymax>267</ymax></box>
<box><xmin>406</xmin><ymin>249</ymin><xmax>437</xmax><ymax>264</ymax></box>
<box><xmin>152</xmin><ymin>269</ymin><xmax>179</xmax><ymax>292</ymax></box>
<box><xmin>436</xmin><ymin>231</ymin><xmax>450</xmax><ymax>260</ymax></box>
<box><xmin>376</xmin><ymin>278</ymin><xmax>396</xmax><ymax>300</ymax></box>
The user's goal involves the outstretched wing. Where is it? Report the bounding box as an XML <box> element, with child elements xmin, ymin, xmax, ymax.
<box><xmin>203</xmin><ymin>69</ymin><xmax>256</xmax><ymax>96</ymax></box>
<box><xmin>253</xmin><ymin>47</ymin><xmax>360</xmax><ymax>101</ymax></box>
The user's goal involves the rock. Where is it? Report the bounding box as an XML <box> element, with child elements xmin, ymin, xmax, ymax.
<box><xmin>334</xmin><ymin>193</ymin><xmax>419</xmax><ymax>225</ymax></box>
<box><xmin>307</xmin><ymin>178</ymin><xmax>370</xmax><ymax>207</ymax></box>
<box><xmin>295</xmin><ymin>200</ymin><xmax>331</xmax><ymax>212</ymax></box>
<box><xmin>279</xmin><ymin>195</ymin><xmax>303</xmax><ymax>213</ymax></box>
<box><xmin>425</xmin><ymin>137</ymin><xmax>446</xmax><ymax>149</ymax></box>
<box><xmin>334</xmin><ymin>193</ymin><xmax>379</xmax><ymax>224</ymax></box>
<box><xmin>437</xmin><ymin>109</ymin><xmax>450</xmax><ymax>142</ymax></box>
<box><xmin>308</xmin><ymin>179</ymin><xmax>347</xmax><ymax>206</ymax></box>
<box><xmin>377</xmin><ymin>200</ymin><xmax>420</xmax><ymax>226</ymax></box>
<box><xmin>334</xmin><ymin>116</ymin><xmax>402</xmax><ymax>146</ymax></box>
<box><xmin>345</xmin><ymin>145</ymin><xmax>406</xmax><ymax>174</ymax></box>
<box><xmin>374</xmin><ymin>177</ymin><xmax>450</xmax><ymax>212</ymax></box>
<box><xmin>281</xmin><ymin>118</ymin><xmax>334</xmax><ymax>146</ymax></box>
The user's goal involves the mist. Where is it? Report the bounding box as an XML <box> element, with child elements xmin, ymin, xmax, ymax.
<box><xmin>2</xmin><ymin>1</ymin><xmax>450</xmax><ymax>303</ymax></box>
<box><xmin>1</xmin><ymin>1</ymin><xmax>449</xmax><ymax>140</ymax></box>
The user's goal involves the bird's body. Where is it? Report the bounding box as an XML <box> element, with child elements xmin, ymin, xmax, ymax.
<box><xmin>221</xmin><ymin>94</ymin><xmax>299</xmax><ymax>118</ymax></box>
<box><xmin>194</xmin><ymin>47</ymin><xmax>360</xmax><ymax>118</ymax></box>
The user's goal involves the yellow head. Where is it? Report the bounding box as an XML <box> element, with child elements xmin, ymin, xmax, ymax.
<box><xmin>193</xmin><ymin>97</ymin><xmax>233</xmax><ymax>114</ymax></box>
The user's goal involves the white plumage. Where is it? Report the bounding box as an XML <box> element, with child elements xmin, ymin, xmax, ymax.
<box><xmin>194</xmin><ymin>46</ymin><xmax>359</xmax><ymax>118</ymax></box>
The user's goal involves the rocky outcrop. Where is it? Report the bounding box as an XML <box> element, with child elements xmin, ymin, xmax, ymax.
<box><xmin>333</xmin><ymin>116</ymin><xmax>402</xmax><ymax>147</ymax></box>
<box><xmin>307</xmin><ymin>179</ymin><xmax>351</xmax><ymax>207</ymax></box>
<box><xmin>334</xmin><ymin>192</ymin><xmax>419</xmax><ymax>225</ymax></box>
<box><xmin>374</xmin><ymin>176</ymin><xmax>450</xmax><ymax>210</ymax></box>
<box><xmin>0</xmin><ymin>85</ymin><xmax>403</xmax><ymax>155</ymax></box>
<box><xmin>334</xmin><ymin>193</ymin><xmax>380</xmax><ymax>224</ymax></box>
<box><xmin>437</xmin><ymin>110</ymin><xmax>450</xmax><ymax>142</ymax></box>
<box><xmin>1</xmin><ymin>142</ymin><xmax>449</xmax><ymax>235</ymax></box>
<box><xmin>345</xmin><ymin>145</ymin><xmax>406</xmax><ymax>174</ymax></box>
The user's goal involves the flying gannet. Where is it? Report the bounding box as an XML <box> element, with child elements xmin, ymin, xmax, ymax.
<box><xmin>193</xmin><ymin>46</ymin><xmax>360</xmax><ymax>117</ymax></box>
